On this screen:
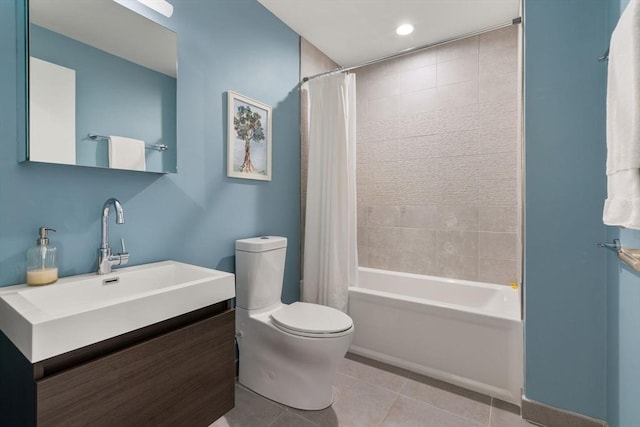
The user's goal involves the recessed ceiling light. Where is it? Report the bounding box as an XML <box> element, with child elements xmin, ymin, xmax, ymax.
<box><xmin>396</xmin><ymin>23</ymin><xmax>414</xmax><ymax>36</ymax></box>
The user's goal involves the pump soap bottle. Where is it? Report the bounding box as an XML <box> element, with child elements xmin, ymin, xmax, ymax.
<box><xmin>26</xmin><ymin>227</ymin><xmax>58</xmax><ymax>286</ymax></box>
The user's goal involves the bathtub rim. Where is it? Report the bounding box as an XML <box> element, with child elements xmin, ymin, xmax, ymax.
<box><xmin>357</xmin><ymin>266</ymin><xmax>519</xmax><ymax>292</ymax></box>
<box><xmin>352</xmin><ymin>267</ymin><xmax>522</xmax><ymax>323</ymax></box>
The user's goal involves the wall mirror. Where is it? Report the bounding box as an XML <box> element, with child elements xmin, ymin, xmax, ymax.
<box><xmin>26</xmin><ymin>0</ymin><xmax>177</xmax><ymax>173</ymax></box>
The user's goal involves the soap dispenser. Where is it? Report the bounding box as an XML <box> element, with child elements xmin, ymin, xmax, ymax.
<box><xmin>26</xmin><ymin>227</ymin><xmax>58</xmax><ymax>286</ymax></box>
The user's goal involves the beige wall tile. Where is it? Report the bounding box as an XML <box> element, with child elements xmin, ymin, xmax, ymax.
<box><xmin>357</xmin><ymin>142</ymin><xmax>373</xmax><ymax>163</ymax></box>
<box><xmin>478</xmin><ymin>232</ymin><xmax>518</xmax><ymax>260</ymax></box>
<box><xmin>368</xmin><ymin>205</ymin><xmax>401</xmax><ymax>226</ymax></box>
<box><xmin>479</xmin><ymin>71</ymin><xmax>518</xmax><ymax>104</ymax></box>
<box><xmin>397</xmin><ymin>111</ymin><xmax>439</xmax><ymax>138</ymax></box>
<box><xmin>389</xmin><ymin>251</ymin><xmax>437</xmax><ymax>276</ymax></box>
<box><xmin>437</xmin><ymin>80</ymin><xmax>479</xmax><ymax>110</ymax></box>
<box><xmin>479</xmin><ymin>178</ymin><xmax>518</xmax><ymax>206</ymax></box>
<box><xmin>479</xmin><ymin>26</ymin><xmax>518</xmax><ymax>53</ymax></box>
<box><xmin>479</xmin><ymin>45</ymin><xmax>518</xmax><ymax>78</ymax></box>
<box><xmin>437</xmin><ymin>55</ymin><xmax>479</xmax><ymax>86</ymax></box>
<box><xmin>357</xmin><ymin>226</ymin><xmax>369</xmax><ymax>247</ymax></box>
<box><xmin>398</xmin><ymin>88</ymin><xmax>438</xmax><ymax>115</ymax></box>
<box><xmin>437</xmin><ymin>104</ymin><xmax>479</xmax><ymax>134</ymax></box>
<box><xmin>478</xmin><ymin>126</ymin><xmax>518</xmax><ymax>154</ymax></box>
<box><xmin>399</xmin><ymin>228</ymin><xmax>437</xmax><ymax>254</ymax></box>
<box><xmin>358</xmin><ymin>245</ymin><xmax>370</xmax><ymax>267</ymax></box>
<box><xmin>436</xmin><ymin>130</ymin><xmax>479</xmax><ymax>157</ymax></box>
<box><xmin>368</xmin><ymin>96</ymin><xmax>400</xmax><ymax>121</ymax></box>
<box><xmin>438</xmin><ymin>179</ymin><xmax>479</xmax><ymax>206</ymax></box>
<box><xmin>436</xmin><ymin>254</ymin><xmax>479</xmax><ymax>281</ymax></box>
<box><xmin>438</xmin><ymin>206</ymin><xmax>480</xmax><ymax>231</ymax></box>
<box><xmin>436</xmin><ymin>230</ymin><xmax>479</xmax><ymax>258</ymax></box>
<box><xmin>368</xmin><ymin>246</ymin><xmax>391</xmax><ymax>270</ymax></box>
<box><xmin>397</xmin><ymin>66</ymin><xmax>437</xmax><ymax>94</ymax></box>
<box><xmin>437</xmin><ymin>36</ymin><xmax>479</xmax><ymax>63</ymax></box>
<box><xmin>437</xmin><ymin>155</ymin><xmax>479</xmax><ymax>182</ymax></box>
<box><xmin>357</xmin><ymin>182</ymin><xmax>369</xmax><ymax>205</ymax></box>
<box><xmin>398</xmin><ymin>182</ymin><xmax>440</xmax><ymax>205</ymax></box>
<box><xmin>478</xmin><ymin>152</ymin><xmax>518</xmax><ymax>181</ymax></box>
<box><xmin>358</xmin><ymin>206</ymin><xmax>369</xmax><ymax>226</ymax></box>
<box><xmin>478</xmin><ymin>258</ymin><xmax>518</xmax><ymax>285</ymax></box>
<box><xmin>400</xmin><ymin>135</ymin><xmax>440</xmax><ymax>160</ymax></box>
<box><xmin>368</xmin><ymin>182</ymin><xmax>402</xmax><ymax>205</ymax></box>
<box><xmin>366</xmin><ymin>118</ymin><xmax>399</xmax><ymax>142</ymax></box>
<box><xmin>479</xmin><ymin>206</ymin><xmax>518</xmax><ymax>232</ymax></box>
<box><xmin>368</xmin><ymin>73</ymin><xmax>401</xmax><ymax>100</ymax></box>
<box><xmin>399</xmin><ymin>205</ymin><xmax>439</xmax><ymax>229</ymax></box>
<box><xmin>479</xmin><ymin>98</ymin><xmax>518</xmax><ymax>131</ymax></box>
<box><xmin>369</xmin><ymin>140</ymin><xmax>403</xmax><ymax>162</ymax></box>
<box><xmin>368</xmin><ymin>227</ymin><xmax>396</xmax><ymax>249</ymax></box>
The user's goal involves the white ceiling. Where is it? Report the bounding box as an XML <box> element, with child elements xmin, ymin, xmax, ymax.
<box><xmin>30</xmin><ymin>0</ymin><xmax>177</xmax><ymax>77</ymax></box>
<box><xmin>258</xmin><ymin>0</ymin><xmax>520</xmax><ymax>68</ymax></box>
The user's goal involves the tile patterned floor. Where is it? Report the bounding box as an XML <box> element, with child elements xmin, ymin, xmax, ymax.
<box><xmin>211</xmin><ymin>353</ymin><xmax>541</xmax><ymax>427</ymax></box>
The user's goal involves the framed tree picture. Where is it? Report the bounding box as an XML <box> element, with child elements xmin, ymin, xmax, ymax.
<box><xmin>227</xmin><ymin>91</ymin><xmax>272</xmax><ymax>181</ymax></box>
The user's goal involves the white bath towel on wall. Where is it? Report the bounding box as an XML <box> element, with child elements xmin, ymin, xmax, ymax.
<box><xmin>603</xmin><ymin>0</ymin><xmax>640</xmax><ymax>229</ymax></box>
<box><xmin>108</xmin><ymin>135</ymin><xmax>146</xmax><ymax>171</ymax></box>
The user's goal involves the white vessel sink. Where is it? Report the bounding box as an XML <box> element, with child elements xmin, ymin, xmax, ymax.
<box><xmin>0</xmin><ymin>261</ymin><xmax>235</xmax><ymax>362</ymax></box>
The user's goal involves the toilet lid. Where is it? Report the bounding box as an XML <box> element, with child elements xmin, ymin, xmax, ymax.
<box><xmin>270</xmin><ymin>302</ymin><xmax>353</xmax><ymax>337</ymax></box>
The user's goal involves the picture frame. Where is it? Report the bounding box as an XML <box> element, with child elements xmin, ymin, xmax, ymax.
<box><xmin>227</xmin><ymin>91</ymin><xmax>272</xmax><ymax>181</ymax></box>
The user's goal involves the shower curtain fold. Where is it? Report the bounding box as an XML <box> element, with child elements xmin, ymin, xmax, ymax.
<box><xmin>301</xmin><ymin>73</ymin><xmax>358</xmax><ymax>312</ymax></box>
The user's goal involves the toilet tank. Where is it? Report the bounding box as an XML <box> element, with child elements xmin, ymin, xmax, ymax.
<box><xmin>235</xmin><ymin>236</ymin><xmax>287</xmax><ymax>310</ymax></box>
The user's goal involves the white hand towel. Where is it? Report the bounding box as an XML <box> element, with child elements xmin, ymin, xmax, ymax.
<box><xmin>604</xmin><ymin>0</ymin><xmax>640</xmax><ymax>230</ymax></box>
<box><xmin>108</xmin><ymin>135</ymin><xmax>146</xmax><ymax>171</ymax></box>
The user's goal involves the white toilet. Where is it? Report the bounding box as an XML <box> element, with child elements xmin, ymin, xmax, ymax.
<box><xmin>235</xmin><ymin>236</ymin><xmax>354</xmax><ymax>410</ymax></box>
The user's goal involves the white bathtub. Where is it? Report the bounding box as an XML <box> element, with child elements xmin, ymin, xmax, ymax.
<box><xmin>348</xmin><ymin>267</ymin><xmax>523</xmax><ymax>404</ymax></box>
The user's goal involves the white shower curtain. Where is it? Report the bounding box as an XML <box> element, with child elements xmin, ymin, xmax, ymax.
<box><xmin>301</xmin><ymin>73</ymin><xmax>358</xmax><ymax>312</ymax></box>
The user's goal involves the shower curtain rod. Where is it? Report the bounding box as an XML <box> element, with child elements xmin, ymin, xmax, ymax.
<box><xmin>302</xmin><ymin>17</ymin><xmax>522</xmax><ymax>83</ymax></box>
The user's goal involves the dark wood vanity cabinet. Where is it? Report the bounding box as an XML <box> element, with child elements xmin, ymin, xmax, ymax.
<box><xmin>1</xmin><ymin>303</ymin><xmax>235</xmax><ymax>427</ymax></box>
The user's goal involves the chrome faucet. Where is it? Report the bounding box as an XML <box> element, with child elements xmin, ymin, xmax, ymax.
<box><xmin>98</xmin><ymin>198</ymin><xmax>129</xmax><ymax>275</ymax></box>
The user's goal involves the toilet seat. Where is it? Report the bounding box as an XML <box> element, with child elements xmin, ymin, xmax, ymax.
<box><xmin>270</xmin><ymin>302</ymin><xmax>353</xmax><ymax>338</ymax></box>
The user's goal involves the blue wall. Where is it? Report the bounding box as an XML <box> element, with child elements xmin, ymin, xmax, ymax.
<box><xmin>524</xmin><ymin>0</ymin><xmax>609</xmax><ymax>420</ymax></box>
<box><xmin>0</xmin><ymin>0</ymin><xmax>301</xmax><ymax>306</ymax></box>
<box><xmin>30</xmin><ymin>24</ymin><xmax>177</xmax><ymax>173</ymax></box>
<box><xmin>606</xmin><ymin>0</ymin><xmax>640</xmax><ymax>425</ymax></box>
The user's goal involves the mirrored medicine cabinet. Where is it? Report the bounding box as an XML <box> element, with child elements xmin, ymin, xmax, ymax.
<box><xmin>25</xmin><ymin>0</ymin><xmax>177</xmax><ymax>173</ymax></box>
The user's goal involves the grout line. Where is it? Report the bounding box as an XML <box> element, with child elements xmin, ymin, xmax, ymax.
<box><xmin>394</xmin><ymin>393</ymin><xmax>487</xmax><ymax>427</ymax></box>
<box><xmin>348</xmin><ymin>358</ymin><xmax>493</xmax><ymax>425</ymax></box>
<box><xmin>285</xmin><ymin>407</ymin><xmax>320</xmax><ymax>426</ymax></box>
<box><xmin>376</xmin><ymin>393</ymin><xmax>400</xmax><ymax>427</ymax></box>
<box><xmin>266</xmin><ymin>411</ymin><xmax>286</xmax><ymax>427</ymax></box>
<box><xmin>488</xmin><ymin>396</ymin><xmax>494</xmax><ymax>427</ymax></box>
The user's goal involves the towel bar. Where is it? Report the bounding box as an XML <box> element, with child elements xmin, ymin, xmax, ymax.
<box><xmin>596</xmin><ymin>239</ymin><xmax>620</xmax><ymax>251</ymax></box>
<box><xmin>597</xmin><ymin>239</ymin><xmax>640</xmax><ymax>272</ymax></box>
<box><xmin>88</xmin><ymin>134</ymin><xmax>168</xmax><ymax>152</ymax></box>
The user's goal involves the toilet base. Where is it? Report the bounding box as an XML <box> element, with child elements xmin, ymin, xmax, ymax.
<box><xmin>239</xmin><ymin>376</ymin><xmax>335</xmax><ymax>411</ymax></box>
<box><xmin>236</xmin><ymin>306</ymin><xmax>352</xmax><ymax>410</ymax></box>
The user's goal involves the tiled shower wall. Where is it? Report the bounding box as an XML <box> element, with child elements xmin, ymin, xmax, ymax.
<box><xmin>356</xmin><ymin>26</ymin><xmax>521</xmax><ymax>285</ymax></box>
